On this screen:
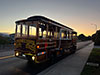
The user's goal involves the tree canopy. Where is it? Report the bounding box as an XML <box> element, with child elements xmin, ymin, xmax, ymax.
<box><xmin>78</xmin><ymin>34</ymin><xmax>91</xmax><ymax>41</ymax></box>
<box><xmin>92</xmin><ymin>30</ymin><xmax>100</xmax><ymax>45</ymax></box>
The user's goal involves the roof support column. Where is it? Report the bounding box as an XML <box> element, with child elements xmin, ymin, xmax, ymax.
<box><xmin>56</xmin><ymin>27</ymin><xmax>58</xmax><ymax>38</ymax></box>
<box><xmin>46</xmin><ymin>24</ymin><xmax>48</xmax><ymax>38</ymax></box>
<box><xmin>35</xmin><ymin>21</ymin><xmax>39</xmax><ymax>39</ymax></box>
<box><xmin>27</xmin><ymin>25</ymin><xmax>29</xmax><ymax>37</ymax></box>
<box><xmin>15</xmin><ymin>24</ymin><xmax>17</xmax><ymax>37</ymax></box>
<box><xmin>20</xmin><ymin>24</ymin><xmax>22</xmax><ymax>37</ymax></box>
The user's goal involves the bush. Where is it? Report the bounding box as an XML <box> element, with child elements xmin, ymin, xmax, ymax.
<box><xmin>0</xmin><ymin>36</ymin><xmax>12</xmax><ymax>45</ymax></box>
<box><xmin>78</xmin><ymin>34</ymin><xmax>91</xmax><ymax>41</ymax></box>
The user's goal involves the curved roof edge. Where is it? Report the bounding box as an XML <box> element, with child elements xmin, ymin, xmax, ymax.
<box><xmin>16</xmin><ymin>15</ymin><xmax>74</xmax><ymax>30</ymax></box>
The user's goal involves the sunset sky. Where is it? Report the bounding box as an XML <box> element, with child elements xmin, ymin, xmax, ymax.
<box><xmin>0</xmin><ymin>0</ymin><xmax>100</xmax><ymax>36</ymax></box>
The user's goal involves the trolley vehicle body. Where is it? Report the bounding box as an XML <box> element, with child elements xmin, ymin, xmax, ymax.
<box><xmin>14</xmin><ymin>16</ymin><xmax>77</xmax><ymax>63</ymax></box>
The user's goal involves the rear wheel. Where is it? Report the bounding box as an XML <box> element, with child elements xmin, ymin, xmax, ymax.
<box><xmin>49</xmin><ymin>51</ymin><xmax>57</xmax><ymax>63</ymax></box>
<box><xmin>70</xmin><ymin>46</ymin><xmax>76</xmax><ymax>54</ymax></box>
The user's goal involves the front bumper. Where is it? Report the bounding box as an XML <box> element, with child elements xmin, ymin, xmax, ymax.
<box><xmin>15</xmin><ymin>51</ymin><xmax>35</xmax><ymax>60</ymax></box>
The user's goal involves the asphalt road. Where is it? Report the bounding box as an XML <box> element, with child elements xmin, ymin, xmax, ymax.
<box><xmin>38</xmin><ymin>42</ymin><xmax>94</xmax><ymax>75</ymax></box>
<box><xmin>0</xmin><ymin>41</ymin><xmax>92</xmax><ymax>75</ymax></box>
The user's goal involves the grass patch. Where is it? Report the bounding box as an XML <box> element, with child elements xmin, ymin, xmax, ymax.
<box><xmin>81</xmin><ymin>48</ymin><xmax>100</xmax><ymax>75</ymax></box>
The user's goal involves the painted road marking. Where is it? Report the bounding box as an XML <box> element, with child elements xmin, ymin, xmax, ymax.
<box><xmin>0</xmin><ymin>55</ymin><xmax>15</xmax><ymax>60</ymax></box>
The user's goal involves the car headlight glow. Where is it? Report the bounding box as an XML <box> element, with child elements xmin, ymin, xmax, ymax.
<box><xmin>32</xmin><ymin>56</ymin><xmax>35</xmax><ymax>60</ymax></box>
<box><xmin>15</xmin><ymin>52</ymin><xmax>19</xmax><ymax>56</ymax></box>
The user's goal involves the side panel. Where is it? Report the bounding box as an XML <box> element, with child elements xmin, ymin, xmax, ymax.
<box><xmin>15</xmin><ymin>38</ymin><xmax>36</xmax><ymax>53</ymax></box>
<box><xmin>36</xmin><ymin>39</ymin><xmax>56</xmax><ymax>62</ymax></box>
<box><xmin>56</xmin><ymin>39</ymin><xmax>72</xmax><ymax>49</ymax></box>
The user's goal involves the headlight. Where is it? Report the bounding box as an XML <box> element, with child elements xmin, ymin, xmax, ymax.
<box><xmin>32</xmin><ymin>56</ymin><xmax>35</xmax><ymax>60</ymax></box>
<box><xmin>15</xmin><ymin>52</ymin><xmax>19</xmax><ymax>56</ymax></box>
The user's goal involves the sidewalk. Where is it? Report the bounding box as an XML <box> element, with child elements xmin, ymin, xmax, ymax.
<box><xmin>0</xmin><ymin>44</ymin><xmax>14</xmax><ymax>52</ymax></box>
<box><xmin>0</xmin><ymin>50</ymin><xmax>14</xmax><ymax>57</ymax></box>
<box><xmin>0</xmin><ymin>44</ymin><xmax>14</xmax><ymax>57</ymax></box>
<box><xmin>94</xmin><ymin>45</ymin><xmax>100</xmax><ymax>48</ymax></box>
<box><xmin>37</xmin><ymin>43</ymin><xmax>94</xmax><ymax>75</ymax></box>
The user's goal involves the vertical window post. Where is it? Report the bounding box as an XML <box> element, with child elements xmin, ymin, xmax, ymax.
<box><xmin>52</xmin><ymin>26</ymin><xmax>54</xmax><ymax>37</ymax></box>
<box><xmin>36</xmin><ymin>21</ymin><xmax>39</xmax><ymax>39</ymax></box>
<box><xmin>20</xmin><ymin>24</ymin><xmax>22</xmax><ymax>37</ymax></box>
<box><xmin>46</xmin><ymin>24</ymin><xmax>48</xmax><ymax>38</ymax></box>
<box><xmin>27</xmin><ymin>25</ymin><xmax>29</xmax><ymax>37</ymax></box>
<box><xmin>75</xmin><ymin>33</ymin><xmax>77</xmax><ymax>39</ymax></box>
<box><xmin>56</xmin><ymin>27</ymin><xmax>57</xmax><ymax>38</ymax></box>
<box><xmin>71</xmin><ymin>32</ymin><xmax>73</xmax><ymax>39</ymax></box>
<box><xmin>66</xmin><ymin>31</ymin><xmax>68</xmax><ymax>39</ymax></box>
<box><xmin>68</xmin><ymin>31</ymin><xmax>70</xmax><ymax>39</ymax></box>
<box><xmin>15</xmin><ymin>24</ymin><xmax>17</xmax><ymax>37</ymax></box>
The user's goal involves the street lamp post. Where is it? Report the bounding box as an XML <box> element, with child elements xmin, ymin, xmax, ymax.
<box><xmin>91</xmin><ymin>24</ymin><xmax>97</xmax><ymax>32</ymax></box>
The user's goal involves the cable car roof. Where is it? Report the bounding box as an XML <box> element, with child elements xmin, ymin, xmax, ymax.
<box><xmin>16</xmin><ymin>16</ymin><xmax>76</xmax><ymax>32</ymax></box>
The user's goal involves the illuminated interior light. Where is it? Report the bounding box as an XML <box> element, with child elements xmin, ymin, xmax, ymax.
<box><xmin>37</xmin><ymin>45</ymin><xmax>40</xmax><ymax>48</ymax></box>
<box><xmin>14</xmin><ymin>43</ymin><xmax>16</xmax><ymax>46</ymax></box>
<box><xmin>60</xmin><ymin>48</ymin><xmax>62</xmax><ymax>50</ymax></box>
<box><xmin>32</xmin><ymin>56</ymin><xmax>35</xmax><ymax>60</ymax></box>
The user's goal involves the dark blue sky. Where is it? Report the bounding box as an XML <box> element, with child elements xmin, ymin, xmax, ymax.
<box><xmin>0</xmin><ymin>0</ymin><xmax>100</xmax><ymax>35</ymax></box>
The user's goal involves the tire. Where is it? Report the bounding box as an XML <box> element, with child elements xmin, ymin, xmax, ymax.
<box><xmin>50</xmin><ymin>52</ymin><xmax>57</xmax><ymax>63</ymax></box>
<box><xmin>70</xmin><ymin>46</ymin><xmax>76</xmax><ymax>54</ymax></box>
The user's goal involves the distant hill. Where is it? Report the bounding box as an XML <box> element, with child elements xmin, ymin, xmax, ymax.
<box><xmin>0</xmin><ymin>35</ymin><xmax>11</xmax><ymax>44</ymax></box>
<box><xmin>0</xmin><ymin>33</ymin><xmax>15</xmax><ymax>44</ymax></box>
<box><xmin>9</xmin><ymin>33</ymin><xmax>15</xmax><ymax>40</ymax></box>
<box><xmin>78</xmin><ymin>34</ymin><xmax>91</xmax><ymax>41</ymax></box>
<box><xmin>0</xmin><ymin>33</ymin><xmax>9</xmax><ymax>37</ymax></box>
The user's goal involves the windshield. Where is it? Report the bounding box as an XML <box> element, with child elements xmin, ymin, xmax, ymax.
<box><xmin>15</xmin><ymin>24</ymin><xmax>36</xmax><ymax>37</ymax></box>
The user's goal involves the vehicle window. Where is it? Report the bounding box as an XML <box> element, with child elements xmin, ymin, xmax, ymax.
<box><xmin>22</xmin><ymin>25</ymin><xmax>28</xmax><ymax>36</ymax></box>
<box><xmin>61</xmin><ymin>31</ymin><xmax>66</xmax><ymax>39</ymax></box>
<box><xmin>73</xmin><ymin>34</ymin><xmax>76</xmax><ymax>39</ymax></box>
<box><xmin>39</xmin><ymin>27</ymin><xmax>42</xmax><ymax>38</ymax></box>
<box><xmin>39</xmin><ymin>24</ymin><xmax>46</xmax><ymax>38</ymax></box>
<box><xmin>68</xmin><ymin>32</ymin><xmax>72</xmax><ymax>39</ymax></box>
<box><xmin>29</xmin><ymin>25</ymin><xmax>36</xmax><ymax>36</ymax></box>
<box><xmin>61</xmin><ymin>32</ymin><xmax>64</xmax><ymax>38</ymax></box>
<box><xmin>16</xmin><ymin>25</ymin><xmax>21</xmax><ymax>37</ymax></box>
<box><xmin>43</xmin><ymin>30</ymin><xmax>46</xmax><ymax>38</ymax></box>
<box><xmin>54</xmin><ymin>32</ymin><xmax>58</xmax><ymax>38</ymax></box>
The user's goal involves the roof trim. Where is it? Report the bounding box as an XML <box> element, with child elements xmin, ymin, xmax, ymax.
<box><xmin>15</xmin><ymin>16</ymin><xmax>73</xmax><ymax>30</ymax></box>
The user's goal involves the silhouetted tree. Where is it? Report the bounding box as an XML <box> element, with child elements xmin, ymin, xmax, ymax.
<box><xmin>78</xmin><ymin>34</ymin><xmax>86</xmax><ymax>41</ymax></box>
<box><xmin>78</xmin><ymin>34</ymin><xmax>91</xmax><ymax>41</ymax></box>
<box><xmin>86</xmin><ymin>36</ymin><xmax>92</xmax><ymax>40</ymax></box>
<box><xmin>92</xmin><ymin>34</ymin><xmax>96</xmax><ymax>42</ymax></box>
<box><xmin>92</xmin><ymin>30</ymin><xmax>100</xmax><ymax>45</ymax></box>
